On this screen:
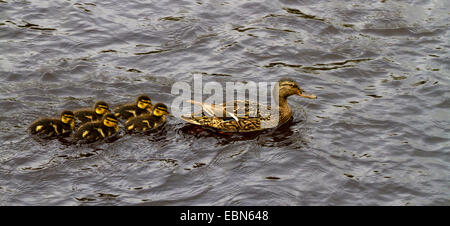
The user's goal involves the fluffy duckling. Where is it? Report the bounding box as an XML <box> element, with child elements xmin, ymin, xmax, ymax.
<box><xmin>74</xmin><ymin>101</ymin><xmax>110</xmax><ymax>124</ymax></box>
<box><xmin>73</xmin><ymin>113</ymin><xmax>119</xmax><ymax>143</ymax></box>
<box><xmin>114</xmin><ymin>95</ymin><xmax>152</xmax><ymax>120</ymax></box>
<box><xmin>28</xmin><ymin>110</ymin><xmax>76</xmax><ymax>138</ymax></box>
<box><xmin>125</xmin><ymin>103</ymin><xmax>169</xmax><ymax>133</ymax></box>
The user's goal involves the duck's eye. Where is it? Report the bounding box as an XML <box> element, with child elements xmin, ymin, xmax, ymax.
<box><xmin>281</xmin><ymin>83</ymin><xmax>294</xmax><ymax>88</ymax></box>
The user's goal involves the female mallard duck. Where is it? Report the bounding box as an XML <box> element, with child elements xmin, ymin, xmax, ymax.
<box><xmin>74</xmin><ymin>101</ymin><xmax>110</xmax><ymax>124</ymax></box>
<box><xmin>125</xmin><ymin>103</ymin><xmax>169</xmax><ymax>133</ymax></box>
<box><xmin>114</xmin><ymin>95</ymin><xmax>152</xmax><ymax>120</ymax></box>
<box><xmin>180</xmin><ymin>78</ymin><xmax>316</xmax><ymax>132</ymax></box>
<box><xmin>73</xmin><ymin>113</ymin><xmax>119</xmax><ymax>143</ymax></box>
<box><xmin>28</xmin><ymin>110</ymin><xmax>76</xmax><ymax>138</ymax></box>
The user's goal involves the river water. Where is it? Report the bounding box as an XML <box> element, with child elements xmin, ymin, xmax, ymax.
<box><xmin>0</xmin><ymin>0</ymin><xmax>449</xmax><ymax>205</ymax></box>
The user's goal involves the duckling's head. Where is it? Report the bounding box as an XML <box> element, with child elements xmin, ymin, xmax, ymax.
<box><xmin>94</xmin><ymin>101</ymin><xmax>110</xmax><ymax>115</ymax></box>
<box><xmin>152</xmin><ymin>103</ymin><xmax>170</xmax><ymax>117</ymax></box>
<box><xmin>102</xmin><ymin>113</ymin><xmax>119</xmax><ymax>128</ymax></box>
<box><xmin>60</xmin><ymin>110</ymin><xmax>76</xmax><ymax>129</ymax></box>
<box><xmin>136</xmin><ymin>95</ymin><xmax>152</xmax><ymax>110</ymax></box>
<box><xmin>277</xmin><ymin>78</ymin><xmax>316</xmax><ymax>99</ymax></box>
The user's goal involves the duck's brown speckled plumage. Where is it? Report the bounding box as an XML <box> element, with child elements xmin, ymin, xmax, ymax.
<box><xmin>180</xmin><ymin>78</ymin><xmax>316</xmax><ymax>132</ymax></box>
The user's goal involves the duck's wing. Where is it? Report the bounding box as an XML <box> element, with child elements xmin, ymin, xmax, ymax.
<box><xmin>184</xmin><ymin>99</ymin><xmax>273</xmax><ymax>118</ymax></box>
<box><xmin>227</xmin><ymin>100</ymin><xmax>273</xmax><ymax>118</ymax></box>
<box><xmin>187</xmin><ymin>100</ymin><xmax>239</xmax><ymax>121</ymax></box>
<box><xmin>180</xmin><ymin>100</ymin><xmax>274</xmax><ymax>132</ymax></box>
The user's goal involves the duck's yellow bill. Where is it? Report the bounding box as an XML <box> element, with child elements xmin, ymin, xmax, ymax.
<box><xmin>298</xmin><ymin>92</ymin><xmax>317</xmax><ymax>99</ymax></box>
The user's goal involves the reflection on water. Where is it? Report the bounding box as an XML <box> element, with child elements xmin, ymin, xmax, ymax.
<box><xmin>0</xmin><ymin>0</ymin><xmax>449</xmax><ymax>205</ymax></box>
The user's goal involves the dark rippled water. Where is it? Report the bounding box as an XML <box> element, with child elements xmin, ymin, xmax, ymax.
<box><xmin>0</xmin><ymin>0</ymin><xmax>449</xmax><ymax>205</ymax></box>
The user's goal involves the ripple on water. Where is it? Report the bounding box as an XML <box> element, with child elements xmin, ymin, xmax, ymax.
<box><xmin>0</xmin><ymin>0</ymin><xmax>449</xmax><ymax>205</ymax></box>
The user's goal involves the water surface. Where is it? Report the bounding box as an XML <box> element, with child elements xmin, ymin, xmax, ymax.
<box><xmin>0</xmin><ymin>0</ymin><xmax>449</xmax><ymax>205</ymax></box>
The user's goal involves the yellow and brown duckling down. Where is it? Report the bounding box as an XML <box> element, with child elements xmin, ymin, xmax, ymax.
<box><xmin>73</xmin><ymin>113</ymin><xmax>119</xmax><ymax>143</ymax></box>
<box><xmin>125</xmin><ymin>103</ymin><xmax>169</xmax><ymax>133</ymax></box>
<box><xmin>114</xmin><ymin>95</ymin><xmax>152</xmax><ymax>120</ymax></box>
<box><xmin>28</xmin><ymin>110</ymin><xmax>76</xmax><ymax>138</ymax></box>
<box><xmin>180</xmin><ymin>78</ymin><xmax>316</xmax><ymax>132</ymax></box>
<box><xmin>74</xmin><ymin>101</ymin><xmax>110</xmax><ymax>124</ymax></box>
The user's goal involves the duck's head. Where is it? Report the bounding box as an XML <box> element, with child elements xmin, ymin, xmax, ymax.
<box><xmin>102</xmin><ymin>113</ymin><xmax>119</xmax><ymax>128</ymax></box>
<box><xmin>136</xmin><ymin>95</ymin><xmax>152</xmax><ymax>110</ymax></box>
<box><xmin>152</xmin><ymin>103</ymin><xmax>170</xmax><ymax>117</ymax></box>
<box><xmin>60</xmin><ymin>110</ymin><xmax>76</xmax><ymax>129</ymax></box>
<box><xmin>277</xmin><ymin>78</ymin><xmax>316</xmax><ymax>99</ymax></box>
<box><xmin>94</xmin><ymin>101</ymin><xmax>110</xmax><ymax>115</ymax></box>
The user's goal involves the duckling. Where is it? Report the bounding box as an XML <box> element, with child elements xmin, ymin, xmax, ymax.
<box><xmin>114</xmin><ymin>95</ymin><xmax>152</xmax><ymax>120</ymax></box>
<box><xmin>125</xmin><ymin>103</ymin><xmax>169</xmax><ymax>133</ymax></box>
<box><xmin>28</xmin><ymin>110</ymin><xmax>76</xmax><ymax>138</ymax></box>
<box><xmin>73</xmin><ymin>113</ymin><xmax>119</xmax><ymax>143</ymax></box>
<box><xmin>74</xmin><ymin>101</ymin><xmax>110</xmax><ymax>124</ymax></box>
